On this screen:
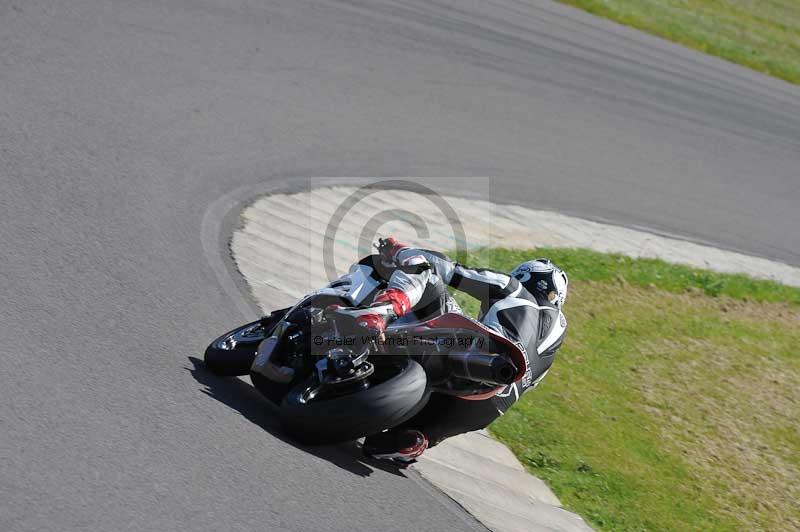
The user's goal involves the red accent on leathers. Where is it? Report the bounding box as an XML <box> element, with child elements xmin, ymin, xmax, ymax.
<box><xmin>374</xmin><ymin>288</ymin><xmax>412</xmax><ymax>317</ymax></box>
<box><xmin>356</xmin><ymin>313</ymin><xmax>387</xmax><ymax>333</ymax></box>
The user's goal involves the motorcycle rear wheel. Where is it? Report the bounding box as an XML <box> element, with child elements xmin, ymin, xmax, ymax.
<box><xmin>279</xmin><ymin>359</ymin><xmax>430</xmax><ymax>444</ymax></box>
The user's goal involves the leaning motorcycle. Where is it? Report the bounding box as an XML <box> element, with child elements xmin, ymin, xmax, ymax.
<box><xmin>204</xmin><ymin>288</ymin><xmax>526</xmax><ymax>444</ymax></box>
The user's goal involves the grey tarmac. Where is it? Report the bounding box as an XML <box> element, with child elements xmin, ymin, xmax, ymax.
<box><xmin>2</xmin><ymin>1</ymin><xmax>799</xmax><ymax>531</ymax></box>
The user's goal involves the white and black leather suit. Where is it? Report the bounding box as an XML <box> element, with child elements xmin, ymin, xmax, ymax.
<box><xmin>330</xmin><ymin>246</ymin><xmax>567</xmax><ymax>445</ymax></box>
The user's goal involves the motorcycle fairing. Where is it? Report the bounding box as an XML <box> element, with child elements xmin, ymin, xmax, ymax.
<box><xmin>415</xmin><ymin>312</ymin><xmax>529</xmax><ymax>385</ymax></box>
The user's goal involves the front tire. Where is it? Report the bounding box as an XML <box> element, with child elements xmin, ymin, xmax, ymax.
<box><xmin>204</xmin><ymin>320</ymin><xmax>269</xmax><ymax>376</ymax></box>
<box><xmin>279</xmin><ymin>359</ymin><xmax>430</xmax><ymax>444</ymax></box>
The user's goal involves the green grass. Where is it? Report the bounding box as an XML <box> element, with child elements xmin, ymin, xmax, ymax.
<box><xmin>450</xmin><ymin>248</ymin><xmax>800</xmax><ymax>531</ymax></box>
<box><xmin>556</xmin><ymin>0</ymin><xmax>800</xmax><ymax>85</ymax></box>
<box><xmin>467</xmin><ymin>247</ymin><xmax>800</xmax><ymax>305</ymax></box>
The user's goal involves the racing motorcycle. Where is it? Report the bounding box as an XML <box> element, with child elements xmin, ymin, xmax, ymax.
<box><xmin>204</xmin><ymin>263</ymin><xmax>527</xmax><ymax>445</ymax></box>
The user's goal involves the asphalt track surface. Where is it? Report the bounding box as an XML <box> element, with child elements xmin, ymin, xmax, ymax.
<box><xmin>2</xmin><ymin>1</ymin><xmax>800</xmax><ymax>531</ymax></box>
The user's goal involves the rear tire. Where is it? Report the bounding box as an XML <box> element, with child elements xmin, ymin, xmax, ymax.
<box><xmin>279</xmin><ymin>359</ymin><xmax>430</xmax><ymax>444</ymax></box>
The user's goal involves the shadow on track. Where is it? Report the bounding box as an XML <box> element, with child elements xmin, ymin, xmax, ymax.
<box><xmin>185</xmin><ymin>357</ymin><xmax>406</xmax><ymax>478</ymax></box>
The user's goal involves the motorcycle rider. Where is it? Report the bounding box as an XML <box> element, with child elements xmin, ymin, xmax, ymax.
<box><xmin>333</xmin><ymin>238</ymin><xmax>568</xmax><ymax>463</ymax></box>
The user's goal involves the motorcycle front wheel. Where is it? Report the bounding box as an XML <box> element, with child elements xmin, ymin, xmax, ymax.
<box><xmin>204</xmin><ymin>320</ymin><xmax>270</xmax><ymax>376</ymax></box>
<box><xmin>279</xmin><ymin>359</ymin><xmax>430</xmax><ymax>444</ymax></box>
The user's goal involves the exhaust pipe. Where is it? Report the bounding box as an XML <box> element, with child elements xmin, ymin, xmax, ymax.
<box><xmin>447</xmin><ymin>352</ymin><xmax>517</xmax><ymax>385</ymax></box>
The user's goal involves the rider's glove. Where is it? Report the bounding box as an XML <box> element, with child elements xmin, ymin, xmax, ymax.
<box><xmin>377</xmin><ymin>237</ymin><xmax>410</xmax><ymax>265</ymax></box>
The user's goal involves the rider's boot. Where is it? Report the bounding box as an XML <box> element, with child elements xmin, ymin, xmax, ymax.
<box><xmin>329</xmin><ymin>301</ymin><xmax>396</xmax><ymax>334</ymax></box>
<box><xmin>331</xmin><ymin>286</ymin><xmax>413</xmax><ymax>331</ymax></box>
<box><xmin>362</xmin><ymin>429</ymin><xmax>429</xmax><ymax>465</ymax></box>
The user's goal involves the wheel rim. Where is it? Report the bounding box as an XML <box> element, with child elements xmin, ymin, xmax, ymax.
<box><xmin>296</xmin><ymin>361</ymin><xmax>406</xmax><ymax>405</ymax></box>
<box><xmin>216</xmin><ymin>323</ymin><xmax>265</xmax><ymax>350</ymax></box>
<box><xmin>234</xmin><ymin>323</ymin><xmax>265</xmax><ymax>340</ymax></box>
